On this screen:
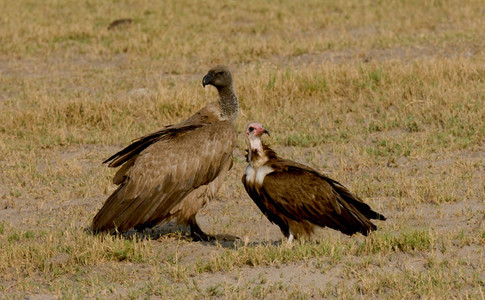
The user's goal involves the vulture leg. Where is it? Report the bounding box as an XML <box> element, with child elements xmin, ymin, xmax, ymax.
<box><xmin>188</xmin><ymin>216</ymin><xmax>214</xmax><ymax>241</ymax></box>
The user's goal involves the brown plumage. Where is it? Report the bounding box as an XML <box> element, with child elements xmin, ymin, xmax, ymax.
<box><xmin>91</xmin><ymin>66</ymin><xmax>239</xmax><ymax>240</ymax></box>
<box><xmin>242</xmin><ymin>123</ymin><xmax>386</xmax><ymax>242</ymax></box>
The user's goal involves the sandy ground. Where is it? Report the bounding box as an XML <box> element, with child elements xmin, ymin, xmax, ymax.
<box><xmin>1</xmin><ymin>44</ymin><xmax>484</xmax><ymax>298</ymax></box>
<box><xmin>2</xmin><ymin>140</ymin><xmax>483</xmax><ymax>298</ymax></box>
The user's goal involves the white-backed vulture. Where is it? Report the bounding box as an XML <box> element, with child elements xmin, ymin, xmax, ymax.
<box><xmin>91</xmin><ymin>66</ymin><xmax>238</xmax><ymax>241</ymax></box>
<box><xmin>242</xmin><ymin>123</ymin><xmax>386</xmax><ymax>242</ymax></box>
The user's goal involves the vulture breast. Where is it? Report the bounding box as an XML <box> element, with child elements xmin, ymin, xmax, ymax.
<box><xmin>244</xmin><ymin>165</ymin><xmax>274</xmax><ymax>186</ymax></box>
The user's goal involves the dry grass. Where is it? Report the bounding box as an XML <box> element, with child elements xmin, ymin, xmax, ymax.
<box><xmin>1</xmin><ymin>0</ymin><xmax>484</xmax><ymax>298</ymax></box>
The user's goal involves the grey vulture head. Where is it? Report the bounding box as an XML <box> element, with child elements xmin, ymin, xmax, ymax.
<box><xmin>202</xmin><ymin>65</ymin><xmax>234</xmax><ymax>90</ymax></box>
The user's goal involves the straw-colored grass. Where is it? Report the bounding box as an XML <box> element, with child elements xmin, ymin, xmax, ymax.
<box><xmin>1</xmin><ymin>0</ymin><xmax>484</xmax><ymax>298</ymax></box>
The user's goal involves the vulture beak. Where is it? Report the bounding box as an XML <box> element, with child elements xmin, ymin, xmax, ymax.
<box><xmin>263</xmin><ymin>129</ymin><xmax>270</xmax><ymax>136</ymax></box>
<box><xmin>202</xmin><ymin>74</ymin><xmax>212</xmax><ymax>87</ymax></box>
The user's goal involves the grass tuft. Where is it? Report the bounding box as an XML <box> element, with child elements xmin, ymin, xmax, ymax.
<box><xmin>1</xmin><ymin>0</ymin><xmax>484</xmax><ymax>297</ymax></box>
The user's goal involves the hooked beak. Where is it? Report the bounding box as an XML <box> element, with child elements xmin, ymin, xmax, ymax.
<box><xmin>202</xmin><ymin>74</ymin><xmax>212</xmax><ymax>87</ymax></box>
<box><xmin>255</xmin><ymin>128</ymin><xmax>270</xmax><ymax>137</ymax></box>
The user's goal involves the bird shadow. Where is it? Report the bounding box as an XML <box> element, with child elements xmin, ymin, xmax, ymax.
<box><xmin>87</xmin><ymin>222</ymin><xmax>283</xmax><ymax>249</ymax></box>
<box><xmin>196</xmin><ymin>236</ymin><xmax>284</xmax><ymax>249</ymax></box>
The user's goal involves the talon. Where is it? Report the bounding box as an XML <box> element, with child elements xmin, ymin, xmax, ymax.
<box><xmin>189</xmin><ymin>217</ymin><xmax>215</xmax><ymax>241</ymax></box>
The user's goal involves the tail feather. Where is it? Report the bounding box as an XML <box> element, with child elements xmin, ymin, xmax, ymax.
<box><xmin>328</xmin><ymin>178</ymin><xmax>386</xmax><ymax>221</ymax></box>
<box><xmin>91</xmin><ymin>184</ymin><xmax>131</xmax><ymax>233</ymax></box>
<box><xmin>324</xmin><ymin>180</ymin><xmax>386</xmax><ymax>236</ymax></box>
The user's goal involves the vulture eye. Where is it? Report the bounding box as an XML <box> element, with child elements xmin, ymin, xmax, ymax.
<box><xmin>248</xmin><ymin>127</ymin><xmax>254</xmax><ymax>132</ymax></box>
<box><xmin>216</xmin><ymin>71</ymin><xmax>224</xmax><ymax>76</ymax></box>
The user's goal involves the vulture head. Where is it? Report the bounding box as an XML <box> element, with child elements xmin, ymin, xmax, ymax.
<box><xmin>246</xmin><ymin>122</ymin><xmax>270</xmax><ymax>138</ymax></box>
<box><xmin>245</xmin><ymin>122</ymin><xmax>269</xmax><ymax>158</ymax></box>
<box><xmin>202</xmin><ymin>66</ymin><xmax>233</xmax><ymax>89</ymax></box>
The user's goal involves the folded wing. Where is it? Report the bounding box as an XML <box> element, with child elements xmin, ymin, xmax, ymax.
<box><xmin>92</xmin><ymin>121</ymin><xmax>236</xmax><ymax>233</ymax></box>
<box><xmin>258</xmin><ymin>164</ymin><xmax>385</xmax><ymax>236</ymax></box>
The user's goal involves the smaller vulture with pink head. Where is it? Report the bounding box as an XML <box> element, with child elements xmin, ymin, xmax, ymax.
<box><xmin>242</xmin><ymin>123</ymin><xmax>386</xmax><ymax>242</ymax></box>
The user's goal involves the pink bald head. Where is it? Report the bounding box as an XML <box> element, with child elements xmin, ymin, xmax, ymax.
<box><xmin>245</xmin><ymin>123</ymin><xmax>270</xmax><ymax>137</ymax></box>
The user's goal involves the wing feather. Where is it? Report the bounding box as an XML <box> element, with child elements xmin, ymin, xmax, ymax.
<box><xmin>260</xmin><ymin>166</ymin><xmax>383</xmax><ymax>236</ymax></box>
<box><xmin>103</xmin><ymin>102</ymin><xmax>221</xmax><ymax>169</ymax></box>
<box><xmin>104</xmin><ymin>124</ymin><xmax>205</xmax><ymax>168</ymax></box>
<box><xmin>92</xmin><ymin>121</ymin><xmax>236</xmax><ymax>233</ymax></box>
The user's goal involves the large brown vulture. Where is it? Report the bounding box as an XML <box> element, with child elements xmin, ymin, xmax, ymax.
<box><xmin>91</xmin><ymin>66</ymin><xmax>238</xmax><ymax>241</ymax></box>
<box><xmin>242</xmin><ymin>123</ymin><xmax>386</xmax><ymax>242</ymax></box>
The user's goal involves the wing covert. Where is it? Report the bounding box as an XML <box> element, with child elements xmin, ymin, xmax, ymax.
<box><xmin>92</xmin><ymin>121</ymin><xmax>236</xmax><ymax>232</ymax></box>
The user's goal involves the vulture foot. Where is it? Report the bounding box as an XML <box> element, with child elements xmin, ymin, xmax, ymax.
<box><xmin>189</xmin><ymin>218</ymin><xmax>214</xmax><ymax>242</ymax></box>
<box><xmin>188</xmin><ymin>217</ymin><xmax>239</xmax><ymax>242</ymax></box>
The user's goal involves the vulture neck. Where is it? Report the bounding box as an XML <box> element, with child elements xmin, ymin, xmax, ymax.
<box><xmin>217</xmin><ymin>85</ymin><xmax>239</xmax><ymax>123</ymax></box>
<box><xmin>248</xmin><ymin>138</ymin><xmax>272</xmax><ymax>169</ymax></box>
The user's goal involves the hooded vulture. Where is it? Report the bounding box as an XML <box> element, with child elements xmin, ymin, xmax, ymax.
<box><xmin>242</xmin><ymin>123</ymin><xmax>386</xmax><ymax>242</ymax></box>
<box><xmin>91</xmin><ymin>66</ymin><xmax>238</xmax><ymax>241</ymax></box>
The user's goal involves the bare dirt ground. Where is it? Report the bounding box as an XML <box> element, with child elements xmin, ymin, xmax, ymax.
<box><xmin>1</xmin><ymin>50</ymin><xmax>485</xmax><ymax>298</ymax></box>
<box><xmin>1</xmin><ymin>78</ymin><xmax>483</xmax><ymax>298</ymax></box>
<box><xmin>1</xmin><ymin>0</ymin><xmax>484</xmax><ymax>298</ymax></box>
